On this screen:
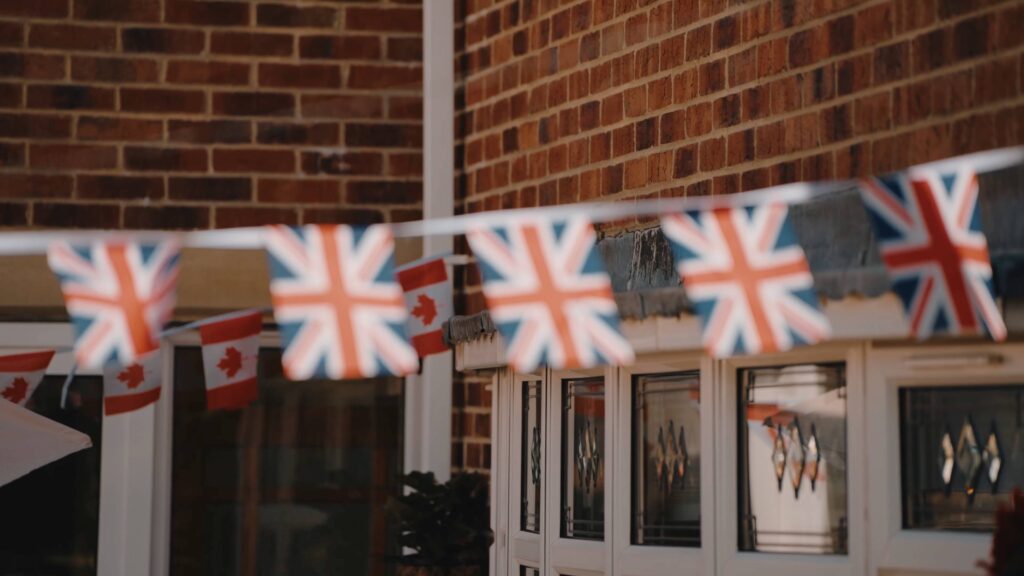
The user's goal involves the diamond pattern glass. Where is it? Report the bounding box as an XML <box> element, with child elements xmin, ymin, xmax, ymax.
<box><xmin>632</xmin><ymin>371</ymin><xmax>701</xmax><ymax>547</ymax></box>
<box><xmin>955</xmin><ymin>418</ymin><xmax>982</xmax><ymax>497</ymax></box>
<box><xmin>738</xmin><ymin>364</ymin><xmax>848</xmax><ymax>555</ymax></box>
<box><xmin>788</xmin><ymin>419</ymin><xmax>806</xmax><ymax>496</ymax></box>
<box><xmin>939</xmin><ymin>428</ymin><xmax>955</xmax><ymax>489</ymax></box>
<box><xmin>771</xmin><ymin>423</ymin><xmax>787</xmax><ymax>492</ymax></box>
<box><xmin>982</xmin><ymin>426</ymin><xmax>1002</xmax><ymax>487</ymax></box>
<box><xmin>562</xmin><ymin>377</ymin><xmax>605</xmax><ymax>540</ymax></box>
<box><xmin>807</xmin><ymin>424</ymin><xmax>821</xmax><ymax>491</ymax></box>
<box><xmin>900</xmin><ymin>384</ymin><xmax>1024</xmax><ymax>532</ymax></box>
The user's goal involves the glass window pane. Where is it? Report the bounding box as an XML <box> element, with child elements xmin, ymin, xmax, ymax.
<box><xmin>561</xmin><ymin>377</ymin><xmax>605</xmax><ymax>540</ymax></box>
<box><xmin>170</xmin><ymin>347</ymin><xmax>403</xmax><ymax>576</ymax></box>
<box><xmin>632</xmin><ymin>371</ymin><xmax>701</xmax><ymax>547</ymax></box>
<box><xmin>520</xmin><ymin>380</ymin><xmax>542</xmax><ymax>533</ymax></box>
<box><xmin>900</xmin><ymin>384</ymin><xmax>1024</xmax><ymax>532</ymax></box>
<box><xmin>0</xmin><ymin>375</ymin><xmax>103</xmax><ymax>576</ymax></box>
<box><xmin>737</xmin><ymin>364</ymin><xmax>848</xmax><ymax>555</ymax></box>
<box><xmin>519</xmin><ymin>566</ymin><xmax>541</xmax><ymax>576</ymax></box>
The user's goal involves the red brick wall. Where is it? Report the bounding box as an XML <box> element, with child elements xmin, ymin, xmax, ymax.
<box><xmin>455</xmin><ymin>0</ymin><xmax>1024</xmax><ymax>264</ymax></box>
<box><xmin>452</xmin><ymin>0</ymin><xmax>1024</xmax><ymax>473</ymax></box>
<box><xmin>0</xmin><ymin>0</ymin><xmax>423</xmax><ymax>229</ymax></box>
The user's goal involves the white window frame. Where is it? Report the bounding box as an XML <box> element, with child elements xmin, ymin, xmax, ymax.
<box><xmin>546</xmin><ymin>366</ymin><xmax>612</xmax><ymax>576</ymax></box>
<box><xmin>613</xmin><ymin>353</ymin><xmax>715</xmax><ymax>576</ymax></box>
<box><xmin>506</xmin><ymin>369</ymin><xmax>546</xmax><ymax>576</ymax></box>
<box><xmin>715</xmin><ymin>344</ymin><xmax>867</xmax><ymax>576</ymax></box>
<box><xmin>0</xmin><ymin>322</ymin><xmax>166</xmax><ymax>576</ymax></box>
<box><xmin>865</xmin><ymin>342</ymin><xmax>1023</xmax><ymax>576</ymax></box>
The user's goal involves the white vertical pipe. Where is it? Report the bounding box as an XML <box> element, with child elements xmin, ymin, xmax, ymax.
<box><xmin>405</xmin><ymin>0</ymin><xmax>454</xmax><ymax>481</ymax></box>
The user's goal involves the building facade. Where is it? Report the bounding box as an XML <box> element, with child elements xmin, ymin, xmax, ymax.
<box><xmin>451</xmin><ymin>1</ymin><xmax>1024</xmax><ymax>576</ymax></box>
<box><xmin>0</xmin><ymin>0</ymin><xmax>1022</xmax><ymax>575</ymax></box>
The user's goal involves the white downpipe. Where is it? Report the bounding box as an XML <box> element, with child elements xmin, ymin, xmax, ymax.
<box><xmin>405</xmin><ymin>0</ymin><xmax>454</xmax><ymax>482</ymax></box>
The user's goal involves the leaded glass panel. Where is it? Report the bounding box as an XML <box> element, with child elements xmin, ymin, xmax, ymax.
<box><xmin>900</xmin><ymin>384</ymin><xmax>1024</xmax><ymax>532</ymax></box>
<box><xmin>738</xmin><ymin>364</ymin><xmax>848</xmax><ymax>555</ymax></box>
<box><xmin>632</xmin><ymin>371</ymin><xmax>701</xmax><ymax>547</ymax></box>
<box><xmin>561</xmin><ymin>377</ymin><xmax>605</xmax><ymax>540</ymax></box>
<box><xmin>520</xmin><ymin>380</ymin><xmax>542</xmax><ymax>533</ymax></box>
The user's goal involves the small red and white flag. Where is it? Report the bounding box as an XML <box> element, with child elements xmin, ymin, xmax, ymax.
<box><xmin>198</xmin><ymin>311</ymin><xmax>261</xmax><ymax>411</ymax></box>
<box><xmin>396</xmin><ymin>256</ymin><xmax>453</xmax><ymax>357</ymax></box>
<box><xmin>0</xmin><ymin>350</ymin><xmax>55</xmax><ymax>407</ymax></box>
<box><xmin>103</xmin><ymin>350</ymin><xmax>162</xmax><ymax>416</ymax></box>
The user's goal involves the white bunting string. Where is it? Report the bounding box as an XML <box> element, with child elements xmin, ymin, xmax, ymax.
<box><xmin>0</xmin><ymin>146</ymin><xmax>1019</xmax><ymax>256</ymax></box>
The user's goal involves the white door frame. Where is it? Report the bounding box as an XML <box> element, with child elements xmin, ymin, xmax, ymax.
<box><xmin>545</xmin><ymin>366</ymin><xmax>612</xmax><ymax>576</ymax></box>
<box><xmin>613</xmin><ymin>353</ymin><xmax>715</xmax><ymax>576</ymax></box>
<box><xmin>0</xmin><ymin>322</ymin><xmax>161</xmax><ymax>576</ymax></box>
<box><xmin>865</xmin><ymin>342</ymin><xmax>1021</xmax><ymax>576</ymax></box>
<box><xmin>714</xmin><ymin>344</ymin><xmax>867</xmax><ymax>576</ymax></box>
<box><xmin>507</xmin><ymin>369</ymin><xmax>546</xmax><ymax>575</ymax></box>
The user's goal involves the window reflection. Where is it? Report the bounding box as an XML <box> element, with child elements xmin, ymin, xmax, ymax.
<box><xmin>521</xmin><ymin>380</ymin><xmax>542</xmax><ymax>533</ymax></box>
<box><xmin>738</xmin><ymin>364</ymin><xmax>848</xmax><ymax>555</ymax></box>
<box><xmin>561</xmin><ymin>377</ymin><xmax>605</xmax><ymax>540</ymax></box>
<box><xmin>900</xmin><ymin>384</ymin><xmax>1023</xmax><ymax>532</ymax></box>
<box><xmin>170</xmin><ymin>347</ymin><xmax>403</xmax><ymax>576</ymax></box>
<box><xmin>0</xmin><ymin>375</ymin><xmax>102</xmax><ymax>576</ymax></box>
<box><xmin>632</xmin><ymin>371</ymin><xmax>701</xmax><ymax>547</ymax></box>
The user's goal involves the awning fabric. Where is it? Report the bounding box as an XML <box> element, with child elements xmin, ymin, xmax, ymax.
<box><xmin>0</xmin><ymin>399</ymin><xmax>92</xmax><ymax>487</ymax></box>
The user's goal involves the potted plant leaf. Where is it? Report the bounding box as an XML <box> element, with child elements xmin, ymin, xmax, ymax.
<box><xmin>979</xmin><ymin>489</ymin><xmax>1024</xmax><ymax>576</ymax></box>
<box><xmin>387</xmin><ymin>471</ymin><xmax>494</xmax><ymax>576</ymax></box>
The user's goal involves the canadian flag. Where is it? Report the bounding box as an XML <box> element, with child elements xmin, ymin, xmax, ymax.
<box><xmin>103</xmin><ymin>349</ymin><xmax>162</xmax><ymax>416</ymax></box>
<box><xmin>198</xmin><ymin>311</ymin><xmax>260</xmax><ymax>411</ymax></box>
<box><xmin>0</xmin><ymin>350</ymin><xmax>56</xmax><ymax>407</ymax></box>
<box><xmin>396</xmin><ymin>256</ymin><xmax>453</xmax><ymax>357</ymax></box>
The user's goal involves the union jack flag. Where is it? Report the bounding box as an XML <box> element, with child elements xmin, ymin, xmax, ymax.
<box><xmin>47</xmin><ymin>240</ymin><xmax>180</xmax><ymax>369</ymax></box>
<box><xmin>466</xmin><ymin>215</ymin><xmax>634</xmax><ymax>372</ymax></box>
<box><xmin>265</xmin><ymin>224</ymin><xmax>419</xmax><ymax>380</ymax></box>
<box><xmin>661</xmin><ymin>204</ymin><xmax>830</xmax><ymax>357</ymax></box>
<box><xmin>860</xmin><ymin>168</ymin><xmax>1006</xmax><ymax>340</ymax></box>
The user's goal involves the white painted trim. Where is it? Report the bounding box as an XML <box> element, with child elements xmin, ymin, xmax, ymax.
<box><xmin>613</xmin><ymin>353</ymin><xmax>716</xmax><ymax>576</ymax></box>
<box><xmin>507</xmin><ymin>370</ymin><xmax>545</xmax><ymax>575</ymax></box>
<box><xmin>0</xmin><ymin>323</ymin><xmax>157</xmax><ymax>576</ymax></box>
<box><xmin>715</xmin><ymin>344</ymin><xmax>867</xmax><ymax>576</ymax></box>
<box><xmin>405</xmin><ymin>0</ymin><xmax>455</xmax><ymax>482</ymax></box>
<box><xmin>493</xmin><ymin>369</ymin><xmax>511</xmax><ymax>576</ymax></box>
<box><xmin>865</xmin><ymin>342</ymin><xmax>1024</xmax><ymax>576</ymax></box>
<box><xmin>545</xmin><ymin>366</ymin><xmax>611</xmax><ymax>576</ymax></box>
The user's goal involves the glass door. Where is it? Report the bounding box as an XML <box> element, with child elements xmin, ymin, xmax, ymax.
<box><xmin>866</xmin><ymin>343</ymin><xmax>1024</xmax><ymax>575</ymax></box>
<box><xmin>0</xmin><ymin>323</ymin><xmax>155</xmax><ymax>576</ymax></box>
<box><xmin>0</xmin><ymin>365</ymin><xmax>102</xmax><ymax>575</ymax></box>
<box><xmin>167</xmin><ymin>343</ymin><xmax>404</xmax><ymax>576</ymax></box>
<box><xmin>545</xmin><ymin>368</ymin><xmax>611</xmax><ymax>576</ymax></box>
<box><xmin>508</xmin><ymin>370</ymin><xmax>545</xmax><ymax>576</ymax></box>
<box><xmin>612</xmin><ymin>354</ymin><xmax>714</xmax><ymax>576</ymax></box>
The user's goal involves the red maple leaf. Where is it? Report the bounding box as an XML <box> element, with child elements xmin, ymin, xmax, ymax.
<box><xmin>217</xmin><ymin>346</ymin><xmax>244</xmax><ymax>378</ymax></box>
<box><xmin>411</xmin><ymin>293</ymin><xmax>438</xmax><ymax>326</ymax></box>
<box><xmin>1</xmin><ymin>377</ymin><xmax>29</xmax><ymax>403</ymax></box>
<box><xmin>117</xmin><ymin>364</ymin><xmax>145</xmax><ymax>389</ymax></box>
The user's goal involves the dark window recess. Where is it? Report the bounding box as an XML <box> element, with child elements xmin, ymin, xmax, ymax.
<box><xmin>0</xmin><ymin>375</ymin><xmax>103</xmax><ymax>576</ymax></box>
<box><xmin>561</xmin><ymin>377</ymin><xmax>605</xmax><ymax>541</ymax></box>
<box><xmin>632</xmin><ymin>371</ymin><xmax>701</xmax><ymax>547</ymax></box>
<box><xmin>900</xmin><ymin>384</ymin><xmax>1024</xmax><ymax>532</ymax></box>
<box><xmin>169</xmin><ymin>347</ymin><xmax>404</xmax><ymax>576</ymax></box>
<box><xmin>737</xmin><ymin>364</ymin><xmax>848</xmax><ymax>555</ymax></box>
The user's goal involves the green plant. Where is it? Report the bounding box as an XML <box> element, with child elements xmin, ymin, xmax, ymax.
<box><xmin>387</xmin><ymin>471</ymin><xmax>494</xmax><ymax>571</ymax></box>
